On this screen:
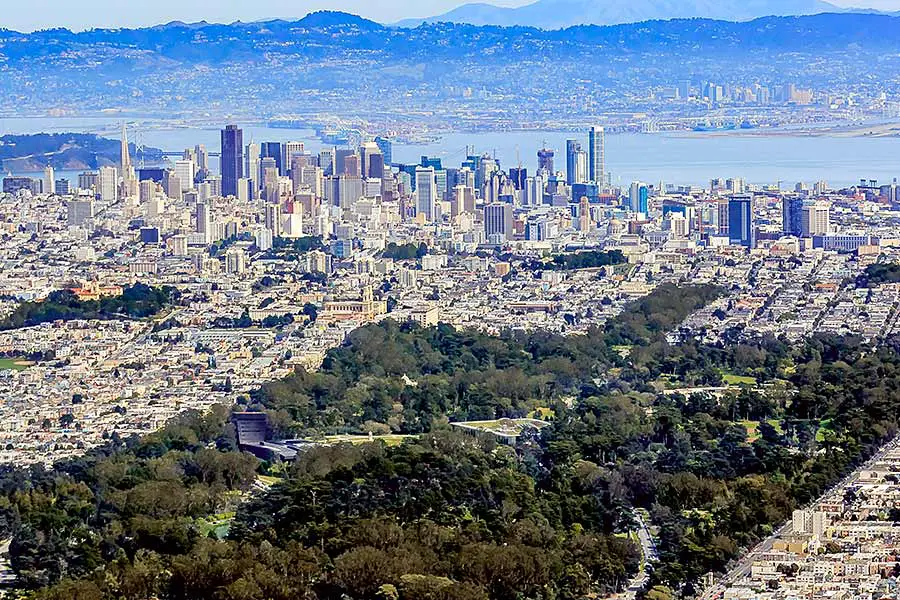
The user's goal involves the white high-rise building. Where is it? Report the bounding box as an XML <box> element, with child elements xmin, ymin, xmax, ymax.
<box><xmin>245</xmin><ymin>143</ymin><xmax>260</xmax><ymax>195</ymax></box>
<box><xmin>282</xmin><ymin>142</ymin><xmax>305</xmax><ymax>172</ymax></box>
<box><xmin>98</xmin><ymin>166</ymin><xmax>118</xmax><ymax>202</ymax></box>
<box><xmin>196</xmin><ymin>202</ymin><xmax>211</xmax><ymax>243</ymax></box>
<box><xmin>225</xmin><ymin>247</ymin><xmax>247</xmax><ymax>274</ymax></box>
<box><xmin>801</xmin><ymin>200</ymin><xmax>830</xmax><ymax>237</ymax></box>
<box><xmin>198</xmin><ymin>182</ymin><xmax>212</xmax><ymax>204</ymax></box>
<box><xmin>43</xmin><ymin>166</ymin><xmax>56</xmax><ymax>195</ymax></box>
<box><xmin>574</xmin><ymin>150</ymin><xmax>588</xmax><ymax>185</ymax></box>
<box><xmin>174</xmin><ymin>159</ymin><xmax>196</xmax><ymax>191</ymax></box>
<box><xmin>254</xmin><ymin>227</ymin><xmax>273</xmax><ymax>251</ymax></box>
<box><xmin>237</xmin><ymin>178</ymin><xmax>252</xmax><ymax>202</ymax></box>
<box><xmin>415</xmin><ymin>166</ymin><xmax>436</xmax><ymax>222</ymax></box>
<box><xmin>301</xmin><ymin>166</ymin><xmax>324</xmax><ymax>198</ymax></box>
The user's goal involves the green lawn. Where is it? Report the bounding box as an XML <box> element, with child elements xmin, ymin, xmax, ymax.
<box><xmin>0</xmin><ymin>358</ymin><xmax>33</xmax><ymax>371</ymax></box>
<box><xmin>740</xmin><ymin>419</ymin><xmax>783</xmax><ymax>442</ymax></box>
<box><xmin>323</xmin><ymin>434</ymin><xmax>415</xmax><ymax>447</ymax></box>
<box><xmin>722</xmin><ymin>373</ymin><xmax>757</xmax><ymax>386</ymax></box>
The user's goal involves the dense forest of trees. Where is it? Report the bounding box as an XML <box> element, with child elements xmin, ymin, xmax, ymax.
<box><xmin>380</xmin><ymin>242</ymin><xmax>428</xmax><ymax>261</ymax></box>
<box><xmin>4</xmin><ymin>283</ymin><xmax>900</xmax><ymax>599</ymax></box>
<box><xmin>249</xmin><ymin>284</ymin><xmax>723</xmax><ymax>436</ymax></box>
<box><xmin>856</xmin><ymin>262</ymin><xmax>900</xmax><ymax>287</ymax></box>
<box><xmin>546</xmin><ymin>250</ymin><xmax>627</xmax><ymax>271</ymax></box>
<box><xmin>262</xmin><ymin>236</ymin><xmax>325</xmax><ymax>260</ymax></box>
<box><xmin>0</xmin><ymin>283</ymin><xmax>178</xmax><ymax>330</ymax></box>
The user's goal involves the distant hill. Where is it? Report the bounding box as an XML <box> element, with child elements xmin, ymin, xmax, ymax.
<box><xmin>0</xmin><ymin>134</ymin><xmax>162</xmax><ymax>173</ymax></box>
<box><xmin>3</xmin><ymin>11</ymin><xmax>900</xmax><ymax>118</ymax></box>
<box><xmin>397</xmin><ymin>0</ymin><xmax>843</xmax><ymax>29</ymax></box>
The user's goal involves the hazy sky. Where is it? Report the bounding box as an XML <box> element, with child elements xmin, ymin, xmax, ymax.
<box><xmin>5</xmin><ymin>0</ymin><xmax>900</xmax><ymax>32</ymax></box>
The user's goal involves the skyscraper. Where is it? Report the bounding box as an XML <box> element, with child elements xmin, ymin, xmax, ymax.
<box><xmin>728</xmin><ymin>194</ymin><xmax>755</xmax><ymax>248</ymax></box>
<box><xmin>801</xmin><ymin>200</ymin><xmax>830</xmax><ymax>237</ymax></box>
<box><xmin>221</xmin><ymin>125</ymin><xmax>243</xmax><ymax>198</ymax></box>
<box><xmin>415</xmin><ymin>166</ymin><xmax>436</xmax><ymax>222</ymax></box>
<box><xmin>782</xmin><ymin>197</ymin><xmax>804</xmax><ymax>237</ymax></box>
<box><xmin>98</xmin><ymin>166</ymin><xmax>118</xmax><ymax>202</ymax></box>
<box><xmin>566</xmin><ymin>140</ymin><xmax>581</xmax><ymax>186</ymax></box>
<box><xmin>260</xmin><ymin>142</ymin><xmax>282</xmax><ymax>174</ymax></box>
<box><xmin>484</xmin><ymin>203</ymin><xmax>514</xmax><ymax>240</ymax></box>
<box><xmin>196</xmin><ymin>201</ymin><xmax>211</xmax><ymax>243</ymax></box>
<box><xmin>375</xmin><ymin>136</ymin><xmax>393</xmax><ymax>166</ymax></box>
<box><xmin>174</xmin><ymin>160</ymin><xmax>195</xmax><ymax>191</ymax></box>
<box><xmin>629</xmin><ymin>182</ymin><xmax>649</xmax><ymax>214</ymax></box>
<box><xmin>120</xmin><ymin>124</ymin><xmax>137</xmax><ymax>198</ymax></box>
<box><xmin>43</xmin><ymin>166</ymin><xmax>55</xmax><ymax>195</ymax></box>
<box><xmin>508</xmin><ymin>167</ymin><xmax>527</xmax><ymax>191</ymax></box>
<box><xmin>537</xmin><ymin>148</ymin><xmax>554</xmax><ymax>173</ymax></box>
<box><xmin>589</xmin><ymin>126</ymin><xmax>605</xmax><ymax>187</ymax></box>
<box><xmin>281</xmin><ymin>142</ymin><xmax>305</xmax><ymax>174</ymax></box>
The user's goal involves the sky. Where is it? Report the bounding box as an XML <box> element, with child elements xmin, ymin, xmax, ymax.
<box><xmin>4</xmin><ymin>0</ymin><xmax>900</xmax><ymax>32</ymax></box>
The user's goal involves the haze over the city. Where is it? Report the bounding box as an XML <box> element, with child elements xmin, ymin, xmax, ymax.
<box><xmin>5</xmin><ymin>0</ymin><xmax>900</xmax><ymax>30</ymax></box>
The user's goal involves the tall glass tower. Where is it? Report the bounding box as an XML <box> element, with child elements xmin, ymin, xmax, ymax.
<box><xmin>220</xmin><ymin>125</ymin><xmax>243</xmax><ymax>198</ymax></box>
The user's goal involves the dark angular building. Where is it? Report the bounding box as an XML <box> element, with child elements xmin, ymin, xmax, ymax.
<box><xmin>220</xmin><ymin>124</ymin><xmax>243</xmax><ymax>198</ymax></box>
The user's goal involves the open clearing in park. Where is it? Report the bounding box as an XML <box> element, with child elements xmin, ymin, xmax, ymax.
<box><xmin>0</xmin><ymin>359</ymin><xmax>33</xmax><ymax>371</ymax></box>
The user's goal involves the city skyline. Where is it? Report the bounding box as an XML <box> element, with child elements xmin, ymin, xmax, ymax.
<box><xmin>1</xmin><ymin>0</ymin><xmax>900</xmax><ymax>598</ymax></box>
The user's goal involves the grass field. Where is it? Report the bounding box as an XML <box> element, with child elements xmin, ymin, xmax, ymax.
<box><xmin>722</xmin><ymin>373</ymin><xmax>757</xmax><ymax>386</ymax></box>
<box><xmin>0</xmin><ymin>358</ymin><xmax>33</xmax><ymax>371</ymax></box>
<box><xmin>740</xmin><ymin>419</ymin><xmax>784</xmax><ymax>442</ymax></box>
<box><xmin>323</xmin><ymin>434</ymin><xmax>414</xmax><ymax>447</ymax></box>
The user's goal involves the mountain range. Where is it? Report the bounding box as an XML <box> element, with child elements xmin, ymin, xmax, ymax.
<box><xmin>397</xmin><ymin>0</ymin><xmax>881</xmax><ymax>29</ymax></box>
<box><xmin>3</xmin><ymin>11</ymin><xmax>900</xmax><ymax>119</ymax></box>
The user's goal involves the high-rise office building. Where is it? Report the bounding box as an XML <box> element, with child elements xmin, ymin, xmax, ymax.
<box><xmin>342</xmin><ymin>153</ymin><xmax>361</xmax><ymax>178</ymax></box>
<box><xmin>537</xmin><ymin>148</ymin><xmax>554</xmax><ymax>173</ymax></box>
<box><xmin>375</xmin><ymin>136</ymin><xmax>393</xmax><ymax>166</ymax></box>
<box><xmin>508</xmin><ymin>167</ymin><xmax>527</xmax><ymax>191</ymax></box>
<box><xmin>164</xmin><ymin>171</ymin><xmax>183</xmax><ymax>200</ymax></box>
<box><xmin>629</xmin><ymin>182</ymin><xmax>649</xmax><ymax>214</ymax></box>
<box><xmin>260</xmin><ymin>142</ymin><xmax>282</xmax><ymax>175</ymax></box>
<box><xmin>451</xmin><ymin>185</ymin><xmax>476</xmax><ymax>216</ymax></box>
<box><xmin>578</xmin><ymin>196</ymin><xmax>592</xmax><ymax>232</ymax></box>
<box><xmin>139</xmin><ymin>179</ymin><xmax>156</xmax><ymax>204</ymax></box>
<box><xmin>245</xmin><ymin>142</ymin><xmax>260</xmax><ymax>194</ymax></box>
<box><xmin>221</xmin><ymin>125</ymin><xmax>243</xmax><ymax>198</ymax></box>
<box><xmin>728</xmin><ymin>194</ymin><xmax>755</xmax><ymax>248</ymax></box>
<box><xmin>801</xmin><ymin>200</ymin><xmax>830</xmax><ymax>237</ymax></box>
<box><xmin>484</xmin><ymin>203</ymin><xmax>514</xmax><ymax>240</ymax></box>
<box><xmin>78</xmin><ymin>171</ymin><xmax>99</xmax><ymax>194</ymax></box>
<box><xmin>281</xmin><ymin>142</ymin><xmax>304</xmax><ymax>173</ymax></box>
<box><xmin>589</xmin><ymin>126</ymin><xmax>605</xmax><ymax>187</ymax></box>
<box><xmin>175</xmin><ymin>159</ymin><xmax>196</xmax><ymax>190</ymax></box>
<box><xmin>319</xmin><ymin>148</ymin><xmax>336</xmax><ymax>176</ymax></box>
<box><xmin>359</xmin><ymin>142</ymin><xmax>380</xmax><ymax>178</ymax></box>
<box><xmin>98</xmin><ymin>166</ymin><xmax>118</xmax><ymax>202</ymax></box>
<box><xmin>782</xmin><ymin>197</ymin><xmax>804</xmax><ymax>236</ymax></box>
<box><xmin>415</xmin><ymin>166</ymin><xmax>436</xmax><ymax>222</ymax></box>
<box><xmin>566</xmin><ymin>140</ymin><xmax>581</xmax><ymax>186</ymax></box>
<box><xmin>195</xmin><ymin>144</ymin><xmax>209</xmax><ymax>173</ymax></box>
<box><xmin>43</xmin><ymin>166</ymin><xmax>55</xmax><ymax>195</ymax></box>
<box><xmin>196</xmin><ymin>201</ymin><xmax>211</xmax><ymax>243</ymax></box>
<box><xmin>368</xmin><ymin>153</ymin><xmax>385</xmax><ymax>180</ymax></box>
